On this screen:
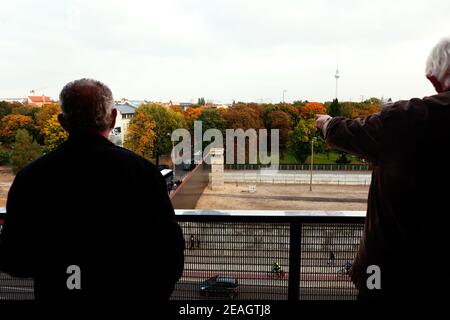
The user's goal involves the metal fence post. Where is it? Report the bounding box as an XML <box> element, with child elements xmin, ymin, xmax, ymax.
<box><xmin>288</xmin><ymin>222</ymin><xmax>302</xmax><ymax>300</ymax></box>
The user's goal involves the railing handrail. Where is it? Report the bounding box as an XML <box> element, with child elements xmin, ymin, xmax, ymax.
<box><xmin>175</xmin><ymin>209</ymin><xmax>366</xmax><ymax>223</ymax></box>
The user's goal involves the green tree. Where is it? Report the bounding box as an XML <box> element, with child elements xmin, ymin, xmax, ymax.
<box><xmin>0</xmin><ymin>101</ymin><xmax>13</xmax><ymax>120</ymax></box>
<box><xmin>287</xmin><ymin>119</ymin><xmax>319</xmax><ymax>164</ymax></box>
<box><xmin>339</xmin><ymin>102</ymin><xmax>354</xmax><ymax>118</ymax></box>
<box><xmin>198</xmin><ymin>109</ymin><xmax>226</xmax><ymax>133</ymax></box>
<box><xmin>0</xmin><ymin>143</ymin><xmax>10</xmax><ymax>165</ymax></box>
<box><xmin>197</xmin><ymin>109</ymin><xmax>227</xmax><ymax>151</ymax></box>
<box><xmin>335</xmin><ymin>152</ymin><xmax>351</xmax><ymax>164</ymax></box>
<box><xmin>292</xmin><ymin>100</ymin><xmax>308</xmax><ymax>107</ymax></box>
<box><xmin>198</xmin><ymin>97</ymin><xmax>206</xmax><ymax>106</ymax></box>
<box><xmin>328</xmin><ymin>98</ymin><xmax>341</xmax><ymax>117</ymax></box>
<box><xmin>10</xmin><ymin>129</ymin><xmax>42</xmax><ymax>173</ymax></box>
<box><xmin>12</xmin><ymin>105</ymin><xmax>40</xmax><ymax>119</ymax></box>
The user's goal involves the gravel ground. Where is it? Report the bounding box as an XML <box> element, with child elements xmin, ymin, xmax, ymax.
<box><xmin>195</xmin><ymin>183</ymin><xmax>370</xmax><ymax>211</ymax></box>
<box><xmin>0</xmin><ymin>167</ymin><xmax>14</xmax><ymax>208</ymax></box>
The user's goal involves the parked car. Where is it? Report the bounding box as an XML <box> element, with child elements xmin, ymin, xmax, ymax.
<box><xmin>199</xmin><ymin>275</ymin><xmax>239</xmax><ymax>298</ymax></box>
<box><xmin>182</xmin><ymin>160</ymin><xmax>196</xmax><ymax>171</ymax></box>
<box><xmin>0</xmin><ymin>208</ymin><xmax>5</xmax><ymax>234</ymax></box>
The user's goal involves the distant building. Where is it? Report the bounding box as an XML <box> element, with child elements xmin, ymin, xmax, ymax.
<box><xmin>0</xmin><ymin>98</ymin><xmax>25</xmax><ymax>104</ymax></box>
<box><xmin>179</xmin><ymin>102</ymin><xmax>194</xmax><ymax>111</ymax></box>
<box><xmin>111</xmin><ymin>99</ymin><xmax>146</xmax><ymax>146</ymax></box>
<box><xmin>203</xmin><ymin>103</ymin><xmax>230</xmax><ymax>109</ymax></box>
<box><xmin>27</xmin><ymin>95</ymin><xmax>53</xmax><ymax>106</ymax></box>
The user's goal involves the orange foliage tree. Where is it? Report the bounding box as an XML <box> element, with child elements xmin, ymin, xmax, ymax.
<box><xmin>298</xmin><ymin>102</ymin><xmax>327</xmax><ymax>119</ymax></box>
<box><xmin>351</xmin><ymin>104</ymin><xmax>381</xmax><ymax>118</ymax></box>
<box><xmin>124</xmin><ymin>110</ymin><xmax>157</xmax><ymax>161</ymax></box>
<box><xmin>267</xmin><ymin>110</ymin><xmax>293</xmax><ymax>158</ymax></box>
<box><xmin>184</xmin><ymin>107</ymin><xmax>203</xmax><ymax>133</ymax></box>
<box><xmin>0</xmin><ymin>114</ymin><xmax>34</xmax><ymax>144</ymax></box>
<box><xmin>42</xmin><ymin>114</ymin><xmax>69</xmax><ymax>151</ymax></box>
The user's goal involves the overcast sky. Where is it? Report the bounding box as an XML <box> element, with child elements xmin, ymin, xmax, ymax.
<box><xmin>1</xmin><ymin>0</ymin><xmax>449</xmax><ymax>103</ymax></box>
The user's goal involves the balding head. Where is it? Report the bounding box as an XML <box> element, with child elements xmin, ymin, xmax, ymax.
<box><xmin>59</xmin><ymin>79</ymin><xmax>116</xmax><ymax>134</ymax></box>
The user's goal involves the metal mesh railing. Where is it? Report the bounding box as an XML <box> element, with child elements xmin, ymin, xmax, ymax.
<box><xmin>299</xmin><ymin>223</ymin><xmax>363</xmax><ymax>300</ymax></box>
<box><xmin>0</xmin><ymin>272</ymin><xmax>34</xmax><ymax>300</ymax></box>
<box><xmin>172</xmin><ymin>211</ymin><xmax>365</xmax><ymax>300</ymax></box>
<box><xmin>172</xmin><ymin>222</ymin><xmax>290</xmax><ymax>300</ymax></box>
<box><xmin>0</xmin><ymin>211</ymin><xmax>365</xmax><ymax>301</ymax></box>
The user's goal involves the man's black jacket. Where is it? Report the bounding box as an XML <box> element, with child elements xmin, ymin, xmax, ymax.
<box><xmin>323</xmin><ymin>90</ymin><xmax>450</xmax><ymax>298</ymax></box>
<box><xmin>0</xmin><ymin>132</ymin><xmax>184</xmax><ymax>302</ymax></box>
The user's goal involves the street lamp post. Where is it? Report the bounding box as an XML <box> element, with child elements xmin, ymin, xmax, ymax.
<box><xmin>168</xmin><ymin>133</ymin><xmax>175</xmax><ymax>177</ymax></box>
<box><xmin>309</xmin><ymin>137</ymin><xmax>316</xmax><ymax>191</ymax></box>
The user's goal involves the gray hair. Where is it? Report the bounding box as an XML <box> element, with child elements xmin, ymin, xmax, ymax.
<box><xmin>59</xmin><ymin>78</ymin><xmax>114</xmax><ymax>132</ymax></box>
<box><xmin>425</xmin><ymin>37</ymin><xmax>450</xmax><ymax>82</ymax></box>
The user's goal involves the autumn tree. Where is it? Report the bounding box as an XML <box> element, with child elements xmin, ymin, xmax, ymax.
<box><xmin>266</xmin><ymin>110</ymin><xmax>292</xmax><ymax>158</ymax></box>
<box><xmin>351</xmin><ymin>103</ymin><xmax>381</xmax><ymax>118</ymax></box>
<box><xmin>264</xmin><ymin>104</ymin><xmax>300</xmax><ymax>127</ymax></box>
<box><xmin>124</xmin><ymin>110</ymin><xmax>156</xmax><ymax>160</ymax></box>
<box><xmin>298</xmin><ymin>102</ymin><xmax>327</xmax><ymax>119</ymax></box>
<box><xmin>137</xmin><ymin>103</ymin><xmax>186</xmax><ymax>166</ymax></box>
<box><xmin>10</xmin><ymin>129</ymin><xmax>42</xmax><ymax>174</ymax></box>
<box><xmin>169</xmin><ymin>105</ymin><xmax>183</xmax><ymax>114</ymax></box>
<box><xmin>0</xmin><ymin>114</ymin><xmax>34</xmax><ymax>144</ymax></box>
<box><xmin>35</xmin><ymin>104</ymin><xmax>60</xmax><ymax>131</ymax></box>
<box><xmin>221</xmin><ymin>104</ymin><xmax>266</xmax><ymax>163</ymax></box>
<box><xmin>42</xmin><ymin>114</ymin><xmax>68</xmax><ymax>151</ymax></box>
<box><xmin>222</xmin><ymin>104</ymin><xmax>264</xmax><ymax>130</ymax></box>
<box><xmin>184</xmin><ymin>107</ymin><xmax>203</xmax><ymax>134</ymax></box>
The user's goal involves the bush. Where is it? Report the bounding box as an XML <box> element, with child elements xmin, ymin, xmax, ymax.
<box><xmin>335</xmin><ymin>152</ymin><xmax>351</xmax><ymax>164</ymax></box>
<box><xmin>0</xmin><ymin>150</ymin><xmax>10</xmax><ymax>165</ymax></box>
<box><xmin>10</xmin><ymin>129</ymin><xmax>42</xmax><ymax>173</ymax></box>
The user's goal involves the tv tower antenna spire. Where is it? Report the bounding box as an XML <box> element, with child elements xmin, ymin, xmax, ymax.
<box><xmin>334</xmin><ymin>56</ymin><xmax>340</xmax><ymax>100</ymax></box>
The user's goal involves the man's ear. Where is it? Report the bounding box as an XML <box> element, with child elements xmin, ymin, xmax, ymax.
<box><xmin>57</xmin><ymin>113</ymin><xmax>68</xmax><ymax>131</ymax></box>
<box><xmin>427</xmin><ymin>74</ymin><xmax>443</xmax><ymax>93</ymax></box>
<box><xmin>110</xmin><ymin>108</ymin><xmax>117</xmax><ymax>129</ymax></box>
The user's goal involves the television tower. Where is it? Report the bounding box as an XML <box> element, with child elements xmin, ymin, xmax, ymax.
<box><xmin>334</xmin><ymin>61</ymin><xmax>340</xmax><ymax>100</ymax></box>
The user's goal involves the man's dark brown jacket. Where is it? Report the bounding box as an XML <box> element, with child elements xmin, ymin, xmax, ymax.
<box><xmin>323</xmin><ymin>91</ymin><xmax>450</xmax><ymax>298</ymax></box>
<box><xmin>0</xmin><ymin>132</ymin><xmax>184</xmax><ymax>302</ymax></box>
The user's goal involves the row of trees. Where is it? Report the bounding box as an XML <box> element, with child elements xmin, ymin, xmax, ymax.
<box><xmin>0</xmin><ymin>97</ymin><xmax>382</xmax><ymax>172</ymax></box>
<box><xmin>124</xmin><ymin>99</ymin><xmax>382</xmax><ymax>165</ymax></box>
<box><xmin>0</xmin><ymin>101</ymin><xmax>67</xmax><ymax>172</ymax></box>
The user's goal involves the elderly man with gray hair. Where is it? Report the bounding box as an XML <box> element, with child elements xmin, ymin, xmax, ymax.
<box><xmin>0</xmin><ymin>79</ymin><xmax>185</xmax><ymax>302</ymax></box>
<box><xmin>316</xmin><ymin>38</ymin><xmax>450</xmax><ymax>300</ymax></box>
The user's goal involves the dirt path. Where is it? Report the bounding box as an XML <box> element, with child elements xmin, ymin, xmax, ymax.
<box><xmin>0</xmin><ymin>167</ymin><xmax>14</xmax><ymax>208</ymax></box>
<box><xmin>195</xmin><ymin>183</ymin><xmax>369</xmax><ymax>211</ymax></box>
